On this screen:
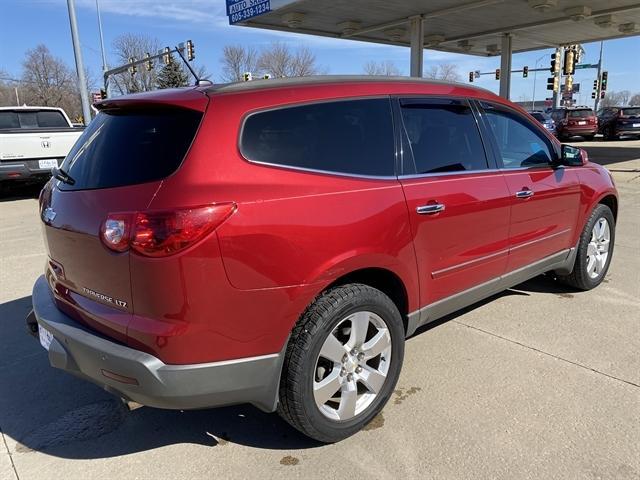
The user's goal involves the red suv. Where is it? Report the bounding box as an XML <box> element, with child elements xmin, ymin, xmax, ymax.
<box><xmin>550</xmin><ymin>107</ymin><xmax>598</xmax><ymax>140</ymax></box>
<box><xmin>28</xmin><ymin>77</ymin><xmax>618</xmax><ymax>442</ymax></box>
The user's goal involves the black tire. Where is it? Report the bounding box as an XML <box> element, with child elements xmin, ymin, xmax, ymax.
<box><xmin>604</xmin><ymin>126</ymin><xmax>618</xmax><ymax>141</ymax></box>
<box><xmin>583</xmin><ymin>135</ymin><xmax>595</xmax><ymax>141</ymax></box>
<box><xmin>277</xmin><ymin>283</ymin><xmax>405</xmax><ymax>443</ymax></box>
<box><xmin>557</xmin><ymin>204</ymin><xmax>615</xmax><ymax>290</ymax></box>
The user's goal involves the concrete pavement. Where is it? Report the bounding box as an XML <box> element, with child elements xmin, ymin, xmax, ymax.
<box><xmin>1</xmin><ymin>140</ymin><xmax>638</xmax><ymax>480</ymax></box>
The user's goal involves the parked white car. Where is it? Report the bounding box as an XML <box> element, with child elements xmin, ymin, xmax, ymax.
<box><xmin>0</xmin><ymin>106</ymin><xmax>83</xmax><ymax>185</ymax></box>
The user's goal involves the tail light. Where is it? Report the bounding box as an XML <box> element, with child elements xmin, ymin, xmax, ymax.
<box><xmin>100</xmin><ymin>203</ymin><xmax>236</xmax><ymax>257</ymax></box>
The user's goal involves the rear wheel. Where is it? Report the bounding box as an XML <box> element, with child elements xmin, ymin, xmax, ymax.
<box><xmin>557</xmin><ymin>204</ymin><xmax>615</xmax><ymax>290</ymax></box>
<box><xmin>604</xmin><ymin>126</ymin><xmax>618</xmax><ymax>141</ymax></box>
<box><xmin>583</xmin><ymin>135</ymin><xmax>595</xmax><ymax>141</ymax></box>
<box><xmin>277</xmin><ymin>284</ymin><xmax>404</xmax><ymax>443</ymax></box>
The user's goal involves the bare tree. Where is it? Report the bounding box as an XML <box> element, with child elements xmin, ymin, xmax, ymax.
<box><xmin>19</xmin><ymin>45</ymin><xmax>85</xmax><ymax>118</ymax></box>
<box><xmin>601</xmin><ymin>91</ymin><xmax>634</xmax><ymax>108</ymax></box>
<box><xmin>258</xmin><ymin>42</ymin><xmax>320</xmax><ymax>78</ymax></box>
<box><xmin>424</xmin><ymin>63</ymin><xmax>461</xmax><ymax>82</ymax></box>
<box><xmin>618</xmin><ymin>90</ymin><xmax>631</xmax><ymax>106</ymax></box>
<box><xmin>219</xmin><ymin>45</ymin><xmax>259</xmax><ymax>82</ymax></box>
<box><xmin>111</xmin><ymin>33</ymin><xmax>160</xmax><ymax>94</ymax></box>
<box><xmin>630</xmin><ymin>93</ymin><xmax>640</xmax><ymax>106</ymax></box>
<box><xmin>0</xmin><ymin>70</ymin><xmax>20</xmax><ymax>106</ymax></box>
<box><xmin>363</xmin><ymin>60</ymin><xmax>401</xmax><ymax>76</ymax></box>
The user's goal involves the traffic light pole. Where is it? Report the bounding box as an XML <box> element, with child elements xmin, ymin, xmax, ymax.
<box><xmin>66</xmin><ymin>0</ymin><xmax>92</xmax><ymax>125</ymax></box>
<box><xmin>594</xmin><ymin>41</ymin><xmax>604</xmax><ymax>112</ymax></box>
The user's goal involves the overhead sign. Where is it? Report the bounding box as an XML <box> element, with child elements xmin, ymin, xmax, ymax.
<box><xmin>227</xmin><ymin>0</ymin><xmax>270</xmax><ymax>24</ymax></box>
<box><xmin>575</xmin><ymin>63</ymin><xmax>599</xmax><ymax>70</ymax></box>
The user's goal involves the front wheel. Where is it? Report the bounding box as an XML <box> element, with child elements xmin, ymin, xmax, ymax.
<box><xmin>557</xmin><ymin>204</ymin><xmax>615</xmax><ymax>290</ymax></box>
<box><xmin>277</xmin><ymin>284</ymin><xmax>405</xmax><ymax>442</ymax></box>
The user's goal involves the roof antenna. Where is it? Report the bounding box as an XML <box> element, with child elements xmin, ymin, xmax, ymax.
<box><xmin>174</xmin><ymin>44</ymin><xmax>211</xmax><ymax>87</ymax></box>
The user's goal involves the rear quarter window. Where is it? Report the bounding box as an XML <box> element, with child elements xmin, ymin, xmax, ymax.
<box><xmin>567</xmin><ymin>109</ymin><xmax>594</xmax><ymax>118</ymax></box>
<box><xmin>240</xmin><ymin>98</ymin><xmax>395</xmax><ymax>177</ymax></box>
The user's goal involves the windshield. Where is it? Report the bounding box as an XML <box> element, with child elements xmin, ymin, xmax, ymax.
<box><xmin>531</xmin><ymin>113</ymin><xmax>549</xmax><ymax>121</ymax></box>
<box><xmin>59</xmin><ymin>107</ymin><xmax>202</xmax><ymax>191</ymax></box>
<box><xmin>567</xmin><ymin>109</ymin><xmax>594</xmax><ymax>118</ymax></box>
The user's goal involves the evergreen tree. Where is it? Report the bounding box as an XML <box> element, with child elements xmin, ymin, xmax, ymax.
<box><xmin>156</xmin><ymin>54</ymin><xmax>189</xmax><ymax>89</ymax></box>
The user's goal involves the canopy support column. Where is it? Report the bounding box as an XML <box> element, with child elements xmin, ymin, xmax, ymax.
<box><xmin>409</xmin><ymin>16</ymin><xmax>424</xmax><ymax>78</ymax></box>
<box><xmin>499</xmin><ymin>33</ymin><xmax>512</xmax><ymax>99</ymax></box>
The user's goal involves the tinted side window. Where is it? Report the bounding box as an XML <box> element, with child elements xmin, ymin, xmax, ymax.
<box><xmin>399</xmin><ymin>99</ymin><xmax>488</xmax><ymax>174</ymax></box>
<box><xmin>0</xmin><ymin>112</ymin><xmax>19</xmax><ymax>129</ymax></box>
<box><xmin>241</xmin><ymin>99</ymin><xmax>394</xmax><ymax>177</ymax></box>
<box><xmin>481</xmin><ymin>103</ymin><xmax>554</xmax><ymax>169</ymax></box>
<box><xmin>37</xmin><ymin>111</ymin><xmax>69</xmax><ymax>128</ymax></box>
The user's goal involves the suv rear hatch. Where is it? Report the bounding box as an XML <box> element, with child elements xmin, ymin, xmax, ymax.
<box><xmin>566</xmin><ymin>108</ymin><xmax>596</xmax><ymax>128</ymax></box>
<box><xmin>40</xmin><ymin>89</ymin><xmax>207</xmax><ymax>343</ymax></box>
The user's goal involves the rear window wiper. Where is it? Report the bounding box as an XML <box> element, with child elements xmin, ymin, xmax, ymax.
<box><xmin>52</xmin><ymin>167</ymin><xmax>76</xmax><ymax>185</ymax></box>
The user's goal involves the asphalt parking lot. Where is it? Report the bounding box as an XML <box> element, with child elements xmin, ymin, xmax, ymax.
<box><xmin>1</xmin><ymin>139</ymin><xmax>639</xmax><ymax>480</ymax></box>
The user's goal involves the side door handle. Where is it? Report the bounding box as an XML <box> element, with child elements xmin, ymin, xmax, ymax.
<box><xmin>515</xmin><ymin>189</ymin><xmax>534</xmax><ymax>199</ymax></box>
<box><xmin>416</xmin><ymin>203</ymin><xmax>445</xmax><ymax>215</ymax></box>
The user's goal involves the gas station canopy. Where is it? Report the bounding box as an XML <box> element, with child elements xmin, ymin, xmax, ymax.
<box><xmin>230</xmin><ymin>0</ymin><xmax>640</xmax><ymax>98</ymax></box>
<box><xmin>234</xmin><ymin>0</ymin><xmax>640</xmax><ymax>57</ymax></box>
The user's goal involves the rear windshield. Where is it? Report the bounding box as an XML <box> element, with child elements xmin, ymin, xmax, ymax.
<box><xmin>621</xmin><ymin>107</ymin><xmax>640</xmax><ymax>117</ymax></box>
<box><xmin>59</xmin><ymin>107</ymin><xmax>202</xmax><ymax>191</ymax></box>
<box><xmin>531</xmin><ymin>113</ymin><xmax>549</xmax><ymax>121</ymax></box>
<box><xmin>567</xmin><ymin>109</ymin><xmax>594</xmax><ymax>118</ymax></box>
<box><xmin>0</xmin><ymin>110</ymin><xmax>69</xmax><ymax>129</ymax></box>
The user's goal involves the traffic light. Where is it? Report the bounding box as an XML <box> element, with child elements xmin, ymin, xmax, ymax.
<box><xmin>128</xmin><ymin>57</ymin><xmax>137</xmax><ymax>75</ymax></box>
<box><xmin>162</xmin><ymin>47</ymin><xmax>171</xmax><ymax>65</ymax></box>
<box><xmin>145</xmin><ymin>53</ymin><xmax>153</xmax><ymax>71</ymax></box>
<box><xmin>565</xmin><ymin>75</ymin><xmax>573</xmax><ymax>92</ymax></box>
<box><xmin>550</xmin><ymin>52</ymin><xmax>559</xmax><ymax>73</ymax></box>
<box><xmin>601</xmin><ymin>71</ymin><xmax>608</xmax><ymax>91</ymax></box>
<box><xmin>469</xmin><ymin>71</ymin><xmax>474</xmax><ymax>82</ymax></box>
<box><xmin>243</xmin><ymin>72</ymin><xmax>252</xmax><ymax>82</ymax></box>
<box><xmin>562</xmin><ymin>48</ymin><xmax>575</xmax><ymax>76</ymax></box>
<box><xmin>600</xmin><ymin>90</ymin><xmax>606</xmax><ymax>99</ymax></box>
<box><xmin>495</xmin><ymin>68</ymin><xmax>500</xmax><ymax>80</ymax></box>
<box><xmin>523</xmin><ymin>66</ymin><xmax>529</xmax><ymax>78</ymax></box>
<box><xmin>593</xmin><ymin>79</ymin><xmax>599</xmax><ymax>91</ymax></box>
<box><xmin>186</xmin><ymin>40</ymin><xmax>195</xmax><ymax>61</ymax></box>
<box><xmin>99</xmin><ymin>88</ymin><xmax>107</xmax><ymax>100</ymax></box>
<box><xmin>591</xmin><ymin>92</ymin><xmax>596</xmax><ymax>99</ymax></box>
<box><xmin>547</xmin><ymin>76</ymin><xmax>559</xmax><ymax>92</ymax></box>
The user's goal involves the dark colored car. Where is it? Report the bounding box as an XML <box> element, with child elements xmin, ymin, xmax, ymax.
<box><xmin>28</xmin><ymin>77</ymin><xmax>618</xmax><ymax>442</ymax></box>
<box><xmin>550</xmin><ymin>107</ymin><xmax>598</xmax><ymax>140</ymax></box>
<box><xmin>597</xmin><ymin>106</ymin><xmax>640</xmax><ymax>140</ymax></box>
<box><xmin>530</xmin><ymin>111</ymin><xmax>556</xmax><ymax>135</ymax></box>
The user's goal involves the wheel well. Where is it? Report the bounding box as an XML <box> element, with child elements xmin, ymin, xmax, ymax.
<box><xmin>324</xmin><ymin>268</ymin><xmax>409</xmax><ymax>332</ymax></box>
<box><xmin>599</xmin><ymin>195</ymin><xmax>618</xmax><ymax>221</ymax></box>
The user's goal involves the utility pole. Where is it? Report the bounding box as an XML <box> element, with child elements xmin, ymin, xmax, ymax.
<box><xmin>14</xmin><ymin>87</ymin><xmax>19</xmax><ymax>106</ymax></box>
<box><xmin>96</xmin><ymin>0</ymin><xmax>108</xmax><ymax>73</ymax></box>
<box><xmin>594</xmin><ymin>41</ymin><xmax>604</xmax><ymax>112</ymax></box>
<box><xmin>531</xmin><ymin>53</ymin><xmax>546</xmax><ymax>110</ymax></box>
<box><xmin>66</xmin><ymin>0</ymin><xmax>92</xmax><ymax>125</ymax></box>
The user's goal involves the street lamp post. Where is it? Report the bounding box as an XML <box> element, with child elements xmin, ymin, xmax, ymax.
<box><xmin>531</xmin><ymin>53</ymin><xmax>546</xmax><ymax>110</ymax></box>
<box><xmin>66</xmin><ymin>0</ymin><xmax>92</xmax><ymax>125</ymax></box>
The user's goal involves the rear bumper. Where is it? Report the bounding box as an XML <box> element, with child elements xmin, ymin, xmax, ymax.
<box><xmin>615</xmin><ymin>128</ymin><xmax>640</xmax><ymax>136</ymax></box>
<box><xmin>0</xmin><ymin>158</ymin><xmax>60</xmax><ymax>182</ymax></box>
<box><xmin>29</xmin><ymin>275</ymin><xmax>284</xmax><ymax>412</ymax></box>
<box><xmin>560</xmin><ymin>126</ymin><xmax>597</xmax><ymax>136</ymax></box>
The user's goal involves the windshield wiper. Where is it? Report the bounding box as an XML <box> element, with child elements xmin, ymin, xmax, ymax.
<box><xmin>52</xmin><ymin>167</ymin><xmax>76</xmax><ymax>185</ymax></box>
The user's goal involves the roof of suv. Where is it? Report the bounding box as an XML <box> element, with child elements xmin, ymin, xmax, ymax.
<box><xmin>205</xmin><ymin>75</ymin><xmax>493</xmax><ymax>96</ymax></box>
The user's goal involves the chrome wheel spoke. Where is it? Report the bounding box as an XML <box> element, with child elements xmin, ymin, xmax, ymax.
<box><xmin>337</xmin><ymin>381</ymin><xmax>358</xmax><ymax>420</ymax></box>
<box><xmin>314</xmin><ymin>310</ymin><xmax>392</xmax><ymax>421</ymax></box>
<box><xmin>586</xmin><ymin>217</ymin><xmax>611</xmax><ymax>280</ymax></box>
<box><xmin>595</xmin><ymin>253</ymin><xmax>606</xmax><ymax>273</ymax></box>
<box><xmin>348</xmin><ymin>311</ymin><xmax>370</xmax><ymax>349</ymax></box>
<box><xmin>320</xmin><ymin>333</ymin><xmax>347</xmax><ymax>363</ymax></box>
<box><xmin>362</xmin><ymin>329</ymin><xmax>391</xmax><ymax>360</ymax></box>
<box><xmin>313</xmin><ymin>369</ymin><xmax>342</xmax><ymax>408</ymax></box>
<box><xmin>358</xmin><ymin>365</ymin><xmax>386</xmax><ymax>394</ymax></box>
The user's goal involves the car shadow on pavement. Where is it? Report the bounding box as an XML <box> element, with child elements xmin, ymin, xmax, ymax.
<box><xmin>1</xmin><ymin>274</ymin><xmax>577</xmax><ymax>458</ymax></box>
<box><xmin>580</xmin><ymin>145</ymin><xmax>640</xmax><ymax>168</ymax></box>
<box><xmin>0</xmin><ymin>183</ymin><xmax>43</xmax><ymax>202</ymax></box>
<box><xmin>0</xmin><ymin>296</ymin><xmax>320</xmax><ymax>460</ymax></box>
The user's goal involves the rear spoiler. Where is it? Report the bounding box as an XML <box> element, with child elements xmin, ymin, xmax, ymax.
<box><xmin>96</xmin><ymin>87</ymin><xmax>209</xmax><ymax>113</ymax></box>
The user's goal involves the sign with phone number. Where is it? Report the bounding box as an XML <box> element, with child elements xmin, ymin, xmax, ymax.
<box><xmin>227</xmin><ymin>0</ymin><xmax>270</xmax><ymax>24</ymax></box>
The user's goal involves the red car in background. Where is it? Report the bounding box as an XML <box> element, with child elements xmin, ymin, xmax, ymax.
<box><xmin>28</xmin><ymin>77</ymin><xmax>618</xmax><ymax>442</ymax></box>
<box><xmin>550</xmin><ymin>107</ymin><xmax>598</xmax><ymax>140</ymax></box>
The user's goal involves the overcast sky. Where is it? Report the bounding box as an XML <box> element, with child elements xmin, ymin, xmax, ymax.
<box><xmin>2</xmin><ymin>0</ymin><xmax>639</xmax><ymax>106</ymax></box>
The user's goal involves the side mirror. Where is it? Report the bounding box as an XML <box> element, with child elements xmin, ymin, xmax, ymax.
<box><xmin>559</xmin><ymin>144</ymin><xmax>588</xmax><ymax>166</ymax></box>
